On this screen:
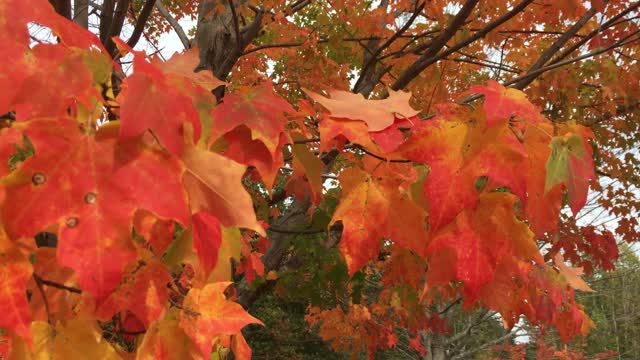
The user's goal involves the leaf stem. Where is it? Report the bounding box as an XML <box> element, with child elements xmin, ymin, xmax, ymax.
<box><xmin>353</xmin><ymin>144</ymin><xmax>412</xmax><ymax>163</ymax></box>
<box><xmin>34</xmin><ymin>273</ymin><xmax>82</xmax><ymax>294</ymax></box>
<box><xmin>33</xmin><ymin>274</ymin><xmax>53</xmax><ymax>324</ymax></box>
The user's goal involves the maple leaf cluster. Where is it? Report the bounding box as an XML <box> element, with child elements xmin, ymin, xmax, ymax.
<box><xmin>303</xmin><ymin>83</ymin><xmax>603</xmax><ymax>355</ymax></box>
<box><xmin>0</xmin><ymin>0</ymin><xmax>624</xmax><ymax>359</ymax></box>
<box><xmin>0</xmin><ymin>1</ymin><xmax>262</xmax><ymax>358</ymax></box>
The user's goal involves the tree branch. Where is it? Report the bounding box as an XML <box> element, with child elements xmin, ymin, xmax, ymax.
<box><xmin>242</xmin><ymin>40</ymin><xmax>308</xmax><ymax>55</ymax></box>
<box><xmin>352</xmin><ymin>144</ymin><xmax>412</xmax><ymax>163</ymax></box>
<box><xmin>452</xmin><ymin>56</ymin><xmax>519</xmax><ymax>74</ymax></box>
<box><xmin>240</xmin><ymin>6</ymin><xmax>265</xmax><ymax>47</ymax></box>
<box><xmin>236</xmin><ymin>198</ymin><xmax>312</xmax><ymax>309</ymax></box>
<box><xmin>126</xmin><ymin>0</ymin><xmax>157</xmax><ymax>48</ymax></box>
<box><xmin>446</xmin><ymin>309</ymin><xmax>494</xmax><ymax>345</ymax></box>
<box><xmin>235</xmin><ymin>147</ymin><xmax>343</xmax><ymax>310</ymax></box>
<box><xmin>289</xmin><ymin>0</ymin><xmax>312</xmax><ymax>14</ymax></box>
<box><xmin>438</xmin><ymin>296</ymin><xmax>462</xmax><ymax>315</ymax></box>
<box><xmin>227</xmin><ymin>0</ymin><xmax>242</xmax><ymax>52</ymax></box>
<box><xmin>392</xmin><ymin>0</ymin><xmax>534</xmax><ymax>90</ymax></box>
<box><xmin>267</xmin><ymin>226</ymin><xmax>326</xmax><ymax>234</ymax></box>
<box><xmin>389</xmin><ymin>0</ymin><xmax>479</xmax><ymax>90</ymax></box>
<box><xmin>451</xmin><ymin>329</ymin><xmax>519</xmax><ymax>359</ymax></box>
<box><xmin>493</xmin><ymin>28</ymin><xmax>586</xmax><ymax>37</ymax></box>
<box><xmin>73</xmin><ymin>0</ymin><xmax>89</xmax><ymax>28</ymax></box>
<box><xmin>549</xmin><ymin>1</ymin><xmax>640</xmax><ymax>65</ymax></box>
<box><xmin>105</xmin><ymin>0</ymin><xmax>132</xmax><ymax>56</ymax></box>
<box><xmin>512</xmin><ymin>7</ymin><xmax>597</xmax><ymax>90</ymax></box>
<box><xmin>503</xmin><ymin>29</ymin><xmax>640</xmax><ymax>88</ymax></box>
<box><xmin>455</xmin><ymin>49</ymin><xmax>522</xmax><ymax>72</ymax></box>
<box><xmin>353</xmin><ymin>1</ymin><xmax>426</xmax><ymax>95</ymax></box>
<box><xmin>155</xmin><ymin>0</ymin><xmax>191</xmax><ymax>49</ymax></box>
<box><xmin>49</xmin><ymin>0</ymin><xmax>72</xmax><ymax>19</ymax></box>
<box><xmin>454</xmin><ymin>30</ymin><xmax>640</xmax><ymax>108</ymax></box>
<box><xmin>455</xmin><ymin>29</ymin><xmax>640</xmax><ymax>108</ymax></box>
<box><xmin>34</xmin><ymin>274</ymin><xmax>82</xmax><ymax>294</ymax></box>
<box><xmin>99</xmin><ymin>0</ymin><xmax>116</xmax><ymax>44</ymax></box>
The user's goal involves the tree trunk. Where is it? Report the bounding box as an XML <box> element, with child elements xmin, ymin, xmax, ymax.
<box><xmin>236</xmin><ymin>198</ymin><xmax>311</xmax><ymax>308</ymax></box>
<box><xmin>195</xmin><ymin>0</ymin><xmax>262</xmax><ymax>82</ymax></box>
<box><xmin>425</xmin><ymin>333</ymin><xmax>449</xmax><ymax>360</ymax></box>
<box><xmin>49</xmin><ymin>0</ymin><xmax>72</xmax><ymax>19</ymax></box>
<box><xmin>73</xmin><ymin>0</ymin><xmax>89</xmax><ymax>29</ymax></box>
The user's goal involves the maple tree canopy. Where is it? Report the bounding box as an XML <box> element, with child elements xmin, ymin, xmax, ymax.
<box><xmin>0</xmin><ymin>0</ymin><xmax>639</xmax><ymax>359</ymax></box>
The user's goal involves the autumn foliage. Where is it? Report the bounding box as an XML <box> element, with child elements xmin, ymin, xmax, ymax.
<box><xmin>0</xmin><ymin>0</ymin><xmax>638</xmax><ymax>359</ymax></box>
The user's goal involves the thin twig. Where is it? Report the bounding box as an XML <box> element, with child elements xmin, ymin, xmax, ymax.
<box><xmin>156</xmin><ymin>1</ymin><xmax>191</xmax><ymax>49</ymax></box>
<box><xmin>451</xmin><ymin>330</ymin><xmax>519</xmax><ymax>359</ymax></box>
<box><xmin>268</xmin><ymin>227</ymin><xmax>326</xmax><ymax>234</ymax></box>
<box><xmin>243</xmin><ymin>40</ymin><xmax>308</xmax><ymax>55</ymax></box>
<box><xmin>292</xmin><ymin>137</ymin><xmax>320</xmax><ymax>144</ymax></box>
<box><xmin>452</xmin><ymin>57</ymin><xmax>519</xmax><ymax>74</ymax></box>
<box><xmin>512</xmin><ymin>7</ymin><xmax>597</xmax><ymax>90</ymax></box>
<box><xmin>33</xmin><ymin>274</ymin><xmax>52</xmax><ymax>324</ymax></box>
<box><xmin>438</xmin><ymin>296</ymin><xmax>462</xmax><ymax>315</ymax></box>
<box><xmin>354</xmin><ymin>144</ymin><xmax>412</xmax><ymax>163</ymax></box>
<box><xmin>392</xmin><ymin>0</ymin><xmax>535</xmax><ymax>90</ymax></box>
<box><xmin>289</xmin><ymin>0</ymin><xmax>312</xmax><ymax>14</ymax></box>
<box><xmin>127</xmin><ymin>0</ymin><xmax>157</xmax><ymax>48</ymax></box>
<box><xmin>549</xmin><ymin>1</ymin><xmax>640</xmax><ymax>65</ymax></box>
<box><xmin>227</xmin><ymin>0</ymin><xmax>242</xmax><ymax>52</ymax></box>
<box><xmin>504</xmin><ymin>30</ymin><xmax>640</xmax><ymax>87</ymax></box>
<box><xmin>34</xmin><ymin>274</ymin><xmax>82</xmax><ymax>294</ymax></box>
<box><xmin>352</xmin><ymin>1</ymin><xmax>426</xmax><ymax>93</ymax></box>
<box><xmin>456</xmin><ymin>30</ymin><xmax>640</xmax><ymax>105</ymax></box>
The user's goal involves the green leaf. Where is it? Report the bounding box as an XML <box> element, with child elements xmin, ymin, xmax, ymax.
<box><xmin>544</xmin><ymin>134</ymin><xmax>586</xmax><ymax>193</ymax></box>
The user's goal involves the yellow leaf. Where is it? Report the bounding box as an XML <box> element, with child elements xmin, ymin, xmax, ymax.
<box><xmin>136</xmin><ymin>320</ymin><xmax>203</xmax><ymax>360</ymax></box>
<box><xmin>554</xmin><ymin>254</ymin><xmax>594</xmax><ymax>292</ymax></box>
<box><xmin>182</xmin><ymin>143</ymin><xmax>265</xmax><ymax>236</ymax></box>
<box><xmin>28</xmin><ymin>319</ymin><xmax>121</xmax><ymax>359</ymax></box>
<box><xmin>179</xmin><ymin>282</ymin><xmax>263</xmax><ymax>358</ymax></box>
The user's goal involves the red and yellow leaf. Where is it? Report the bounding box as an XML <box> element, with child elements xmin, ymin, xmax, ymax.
<box><xmin>136</xmin><ymin>319</ymin><xmax>204</xmax><ymax>360</ymax></box>
<box><xmin>1</xmin><ymin>120</ymin><xmax>188</xmax><ymax>298</ymax></box>
<box><xmin>331</xmin><ymin>168</ymin><xmax>390</xmax><ymax>275</ymax></box>
<box><xmin>179</xmin><ymin>282</ymin><xmax>263</xmax><ymax>358</ymax></box>
<box><xmin>0</xmin><ymin>248</ymin><xmax>32</xmax><ymax>344</ymax></box>
<box><xmin>181</xmin><ymin>141</ymin><xmax>264</xmax><ymax>236</ymax></box>
<box><xmin>306</xmin><ymin>89</ymin><xmax>419</xmax><ymax>131</ymax></box>
<box><xmin>96</xmin><ymin>261</ymin><xmax>172</xmax><ymax>326</ymax></box>
<box><xmin>212</xmin><ymin>83</ymin><xmax>292</xmax><ymax>161</ymax></box>
<box><xmin>26</xmin><ymin>319</ymin><xmax>121</xmax><ymax>359</ymax></box>
<box><xmin>553</xmin><ymin>254</ymin><xmax>594</xmax><ymax>292</ymax></box>
<box><xmin>191</xmin><ymin>211</ymin><xmax>222</xmax><ymax>277</ymax></box>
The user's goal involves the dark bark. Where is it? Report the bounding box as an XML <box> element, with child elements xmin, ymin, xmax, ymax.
<box><xmin>236</xmin><ymin>198</ymin><xmax>311</xmax><ymax>308</ymax></box>
<box><xmin>511</xmin><ymin>7</ymin><xmax>597</xmax><ymax>90</ymax></box>
<box><xmin>548</xmin><ymin>1</ymin><xmax>640</xmax><ymax>66</ymax></box>
<box><xmin>391</xmin><ymin>0</ymin><xmax>480</xmax><ymax>91</ymax></box>
<box><xmin>236</xmin><ymin>144</ymin><xmax>342</xmax><ymax>309</ymax></box>
<box><xmin>73</xmin><ymin>0</ymin><xmax>89</xmax><ymax>29</ymax></box>
<box><xmin>49</xmin><ymin>0</ymin><xmax>72</xmax><ymax>19</ymax></box>
<box><xmin>99</xmin><ymin>0</ymin><xmax>116</xmax><ymax>45</ymax></box>
<box><xmin>391</xmin><ymin>0</ymin><xmax>534</xmax><ymax>91</ymax></box>
<box><xmin>194</xmin><ymin>1</ymin><xmax>321</xmax><ymax>312</ymax></box>
<box><xmin>352</xmin><ymin>0</ymin><xmax>390</xmax><ymax>96</ymax></box>
<box><xmin>127</xmin><ymin>0</ymin><xmax>158</xmax><ymax>48</ymax></box>
<box><xmin>195</xmin><ymin>0</ymin><xmax>264</xmax><ymax>80</ymax></box>
<box><xmin>104</xmin><ymin>0</ymin><xmax>132</xmax><ymax>56</ymax></box>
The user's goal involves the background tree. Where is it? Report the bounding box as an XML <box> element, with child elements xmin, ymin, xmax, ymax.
<box><xmin>577</xmin><ymin>244</ymin><xmax>640</xmax><ymax>358</ymax></box>
<box><xmin>1</xmin><ymin>0</ymin><xmax>639</xmax><ymax>359</ymax></box>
